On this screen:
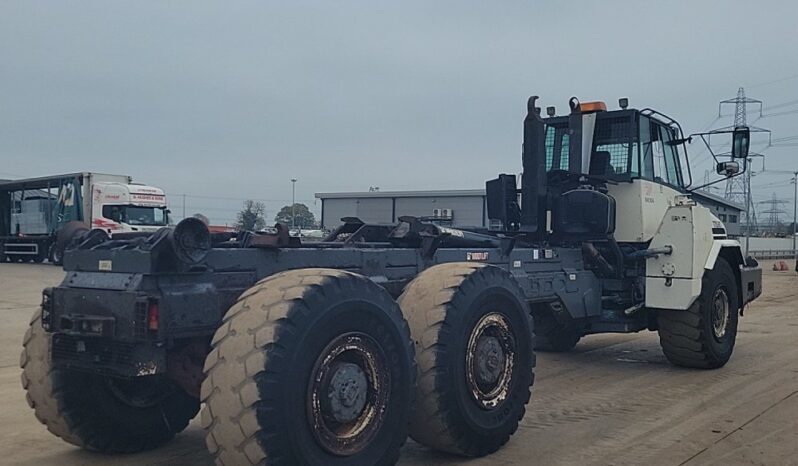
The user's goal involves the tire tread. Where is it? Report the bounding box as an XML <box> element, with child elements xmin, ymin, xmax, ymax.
<box><xmin>657</xmin><ymin>258</ymin><xmax>738</xmax><ymax>369</ymax></box>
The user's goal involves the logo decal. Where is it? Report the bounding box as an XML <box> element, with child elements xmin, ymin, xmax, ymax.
<box><xmin>466</xmin><ymin>252</ymin><xmax>489</xmax><ymax>261</ymax></box>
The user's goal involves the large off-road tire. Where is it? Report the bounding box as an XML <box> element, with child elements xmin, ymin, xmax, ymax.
<box><xmin>535</xmin><ymin>327</ymin><xmax>581</xmax><ymax>352</ymax></box>
<box><xmin>398</xmin><ymin>263</ymin><xmax>535</xmax><ymax>457</ymax></box>
<box><xmin>20</xmin><ymin>308</ymin><xmax>199</xmax><ymax>452</ymax></box>
<box><xmin>201</xmin><ymin>268</ymin><xmax>415</xmax><ymax>466</ymax></box>
<box><xmin>657</xmin><ymin>258</ymin><xmax>740</xmax><ymax>369</ymax></box>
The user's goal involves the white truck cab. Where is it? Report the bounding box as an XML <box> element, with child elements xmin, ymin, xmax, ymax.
<box><xmin>91</xmin><ymin>183</ymin><xmax>170</xmax><ymax>234</ymax></box>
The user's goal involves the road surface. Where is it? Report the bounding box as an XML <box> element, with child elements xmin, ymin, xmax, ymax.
<box><xmin>0</xmin><ymin>262</ymin><xmax>795</xmax><ymax>465</ymax></box>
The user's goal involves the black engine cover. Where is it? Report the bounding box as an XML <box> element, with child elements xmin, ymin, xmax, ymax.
<box><xmin>553</xmin><ymin>189</ymin><xmax>616</xmax><ymax>238</ymax></box>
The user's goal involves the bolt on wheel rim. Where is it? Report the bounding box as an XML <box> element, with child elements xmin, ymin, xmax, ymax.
<box><xmin>711</xmin><ymin>287</ymin><xmax>730</xmax><ymax>339</ymax></box>
<box><xmin>307</xmin><ymin>332</ymin><xmax>390</xmax><ymax>456</ymax></box>
<box><xmin>465</xmin><ymin>312</ymin><xmax>516</xmax><ymax>409</ymax></box>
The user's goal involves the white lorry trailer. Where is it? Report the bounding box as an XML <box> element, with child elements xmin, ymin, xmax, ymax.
<box><xmin>0</xmin><ymin>172</ymin><xmax>169</xmax><ymax>263</ymax></box>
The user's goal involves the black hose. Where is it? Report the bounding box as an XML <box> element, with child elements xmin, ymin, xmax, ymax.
<box><xmin>607</xmin><ymin>235</ymin><xmax>625</xmax><ymax>278</ymax></box>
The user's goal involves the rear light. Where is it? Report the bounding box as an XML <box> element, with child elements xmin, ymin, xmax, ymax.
<box><xmin>41</xmin><ymin>288</ymin><xmax>53</xmax><ymax>331</ymax></box>
<box><xmin>147</xmin><ymin>301</ymin><xmax>159</xmax><ymax>331</ymax></box>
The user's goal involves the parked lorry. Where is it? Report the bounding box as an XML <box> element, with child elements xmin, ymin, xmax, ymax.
<box><xmin>21</xmin><ymin>97</ymin><xmax>762</xmax><ymax>465</ymax></box>
<box><xmin>0</xmin><ymin>172</ymin><xmax>169</xmax><ymax>263</ymax></box>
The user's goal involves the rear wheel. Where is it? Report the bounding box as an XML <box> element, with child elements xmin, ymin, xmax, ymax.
<box><xmin>201</xmin><ymin>268</ymin><xmax>415</xmax><ymax>465</ymax></box>
<box><xmin>398</xmin><ymin>263</ymin><xmax>535</xmax><ymax>457</ymax></box>
<box><xmin>48</xmin><ymin>243</ymin><xmax>63</xmax><ymax>265</ymax></box>
<box><xmin>657</xmin><ymin>258</ymin><xmax>740</xmax><ymax>369</ymax></box>
<box><xmin>20</xmin><ymin>308</ymin><xmax>199</xmax><ymax>452</ymax></box>
<box><xmin>51</xmin><ymin>222</ymin><xmax>89</xmax><ymax>265</ymax></box>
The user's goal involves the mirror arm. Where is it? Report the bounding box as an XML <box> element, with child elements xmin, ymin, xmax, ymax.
<box><xmin>687</xmin><ymin>168</ymin><xmax>745</xmax><ymax>193</ymax></box>
<box><xmin>684</xmin><ymin>128</ymin><xmax>751</xmax><ymax>193</ymax></box>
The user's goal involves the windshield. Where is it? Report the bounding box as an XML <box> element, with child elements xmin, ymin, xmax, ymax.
<box><xmin>545</xmin><ymin>115</ymin><xmax>637</xmax><ymax>177</ymax></box>
<box><xmin>103</xmin><ymin>205</ymin><xmax>169</xmax><ymax>226</ymax></box>
<box><xmin>543</xmin><ymin>112</ymin><xmax>685</xmax><ymax>187</ymax></box>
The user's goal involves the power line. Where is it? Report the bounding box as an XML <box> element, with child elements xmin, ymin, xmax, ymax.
<box><xmin>761</xmin><ymin>98</ymin><xmax>798</xmax><ymax>111</ymax></box>
<box><xmin>747</xmin><ymin>72</ymin><xmax>798</xmax><ymax>89</ymax></box>
<box><xmin>756</xmin><ymin>108</ymin><xmax>798</xmax><ymax>120</ymax></box>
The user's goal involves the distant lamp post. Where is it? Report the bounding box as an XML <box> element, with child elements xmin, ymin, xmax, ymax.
<box><xmin>291</xmin><ymin>178</ymin><xmax>297</xmax><ymax>231</ymax></box>
<box><xmin>792</xmin><ymin>172</ymin><xmax>797</xmax><ymax>260</ymax></box>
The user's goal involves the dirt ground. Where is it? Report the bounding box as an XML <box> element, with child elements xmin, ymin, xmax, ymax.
<box><xmin>0</xmin><ymin>261</ymin><xmax>796</xmax><ymax>465</ymax></box>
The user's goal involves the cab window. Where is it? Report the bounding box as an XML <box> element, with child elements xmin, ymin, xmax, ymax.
<box><xmin>640</xmin><ymin>116</ymin><xmax>683</xmax><ymax>188</ymax></box>
<box><xmin>592</xmin><ymin>115</ymin><xmax>637</xmax><ymax>176</ymax></box>
<box><xmin>544</xmin><ymin>124</ymin><xmax>569</xmax><ymax>171</ymax></box>
<box><xmin>102</xmin><ymin>205</ymin><xmax>123</xmax><ymax>223</ymax></box>
<box><xmin>658</xmin><ymin>124</ymin><xmax>682</xmax><ymax>186</ymax></box>
<box><xmin>639</xmin><ymin>117</ymin><xmax>655</xmax><ymax>179</ymax></box>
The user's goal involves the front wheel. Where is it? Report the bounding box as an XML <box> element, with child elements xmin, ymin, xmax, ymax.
<box><xmin>657</xmin><ymin>258</ymin><xmax>740</xmax><ymax>369</ymax></box>
<box><xmin>20</xmin><ymin>308</ymin><xmax>199</xmax><ymax>452</ymax></box>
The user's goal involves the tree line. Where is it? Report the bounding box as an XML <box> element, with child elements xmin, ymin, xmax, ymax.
<box><xmin>236</xmin><ymin>200</ymin><xmax>317</xmax><ymax>231</ymax></box>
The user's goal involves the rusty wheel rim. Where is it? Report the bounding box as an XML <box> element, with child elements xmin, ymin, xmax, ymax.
<box><xmin>711</xmin><ymin>287</ymin><xmax>730</xmax><ymax>340</ymax></box>
<box><xmin>465</xmin><ymin>312</ymin><xmax>516</xmax><ymax>409</ymax></box>
<box><xmin>307</xmin><ymin>332</ymin><xmax>390</xmax><ymax>456</ymax></box>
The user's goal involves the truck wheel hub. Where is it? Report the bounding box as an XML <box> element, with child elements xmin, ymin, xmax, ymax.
<box><xmin>326</xmin><ymin>362</ymin><xmax>368</xmax><ymax>422</ymax></box>
<box><xmin>466</xmin><ymin>312</ymin><xmax>515</xmax><ymax>409</ymax></box>
<box><xmin>711</xmin><ymin>288</ymin><xmax>730</xmax><ymax>339</ymax></box>
<box><xmin>475</xmin><ymin>336</ymin><xmax>505</xmax><ymax>384</ymax></box>
<box><xmin>308</xmin><ymin>333</ymin><xmax>390</xmax><ymax>456</ymax></box>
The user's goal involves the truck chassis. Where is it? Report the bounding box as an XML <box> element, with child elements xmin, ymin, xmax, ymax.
<box><xmin>21</xmin><ymin>96</ymin><xmax>763</xmax><ymax>465</ymax></box>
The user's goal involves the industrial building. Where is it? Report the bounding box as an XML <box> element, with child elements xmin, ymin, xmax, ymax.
<box><xmin>316</xmin><ymin>190</ymin><xmax>487</xmax><ymax>228</ymax></box>
<box><xmin>692</xmin><ymin>190</ymin><xmax>745</xmax><ymax>236</ymax></box>
<box><xmin>315</xmin><ymin>188</ymin><xmax>745</xmax><ymax>236</ymax></box>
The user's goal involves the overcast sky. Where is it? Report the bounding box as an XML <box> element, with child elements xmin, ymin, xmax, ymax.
<box><xmin>2</xmin><ymin>1</ymin><xmax>797</xmax><ymax>224</ymax></box>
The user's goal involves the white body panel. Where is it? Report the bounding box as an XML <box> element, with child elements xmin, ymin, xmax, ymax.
<box><xmin>704</xmin><ymin>239</ymin><xmax>745</xmax><ymax>270</ymax></box>
<box><xmin>90</xmin><ymin>183</ymin><xmax>168</xmax><ymax>234</ymax></box>
<box><xmin>644</xmin><ymin>197</ymin><xmax>720</xmax><ymax>309</ymax></box>
<box><xmin>608</xmin><ymin>179</ymin><xmax>678</xmax><ymax>242</ymax></box>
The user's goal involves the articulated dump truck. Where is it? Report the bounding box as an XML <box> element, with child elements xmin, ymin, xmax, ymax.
<box><xmin>21</xmin><ymin>96</ymin><xmax>761</xmax><ymax>465</ymax></box>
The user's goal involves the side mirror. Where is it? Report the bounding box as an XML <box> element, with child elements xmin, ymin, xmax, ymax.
<box><xmin>717</xmin><ymin>161</ymin><xmax>740</xmax><ymax>177</ymax></box>
<box><xmin>732</xmin><ymin>126</ymin><xmax>750</xmax><ymax>159</ymax></box>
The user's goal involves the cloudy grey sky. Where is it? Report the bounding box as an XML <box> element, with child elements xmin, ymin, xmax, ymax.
<box><xmin>2</xmin><ymin>1</ymin><xmax>797</xmax><ymax>224</ymax></box>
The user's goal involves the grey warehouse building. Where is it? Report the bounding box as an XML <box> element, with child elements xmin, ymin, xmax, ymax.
<box><xmin>316</xmin><ymin>190</ymin><xmax>488</xmax><ymax>229</ymax></box>
<box><xmin>315</xmin><ymin>188</ymin><xmax>744</xmax><ymax>236</ymax></box>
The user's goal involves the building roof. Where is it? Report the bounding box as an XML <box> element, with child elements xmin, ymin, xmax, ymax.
<box><xmin>316</xmin><ymin>189</ymin><xmax>486</xmax><ymax>199</ymax></box>
<box><xmin>316</xmin><ymin>186</ymin><xmax>746</xmax><ymax>213</ymax></box>
<box><xmin>691</xmin><ymin>190</ymin><xmax>745</xmax><ymax>212</ymax></box>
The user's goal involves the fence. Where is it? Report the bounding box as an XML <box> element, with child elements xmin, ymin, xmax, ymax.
<box><xmin>748</xmin><ymin>250</ymin><xmax>797</xmax><ymax>260</ymax></box>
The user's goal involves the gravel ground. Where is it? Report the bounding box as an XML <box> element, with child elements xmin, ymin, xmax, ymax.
<box><xmin>0</xmin><ymin>261</ymin><xmax>795</xmax><ymax>465</ymax></box>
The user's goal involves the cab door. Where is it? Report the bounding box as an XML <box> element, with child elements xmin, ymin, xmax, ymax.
<box><xmin>640</xmin><ymin>116</ymin><xmax>685</xmax><ymax>191</ymax></box>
